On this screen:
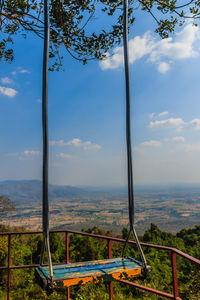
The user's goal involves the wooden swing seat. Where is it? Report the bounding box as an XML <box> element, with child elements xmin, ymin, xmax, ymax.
<box><xmin>35</xmin><ymin>257</ymin><xmax>143</xmax><ymax>289</ymax></box>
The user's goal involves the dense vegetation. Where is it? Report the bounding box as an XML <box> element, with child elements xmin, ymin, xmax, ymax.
<box><xmin>2</xmin><ymin>1</ymin><xmax>200</xmax><ymax>69</ymax></box>
<box><xmin>0</xmin><ymin>224</ymin><xmax>200</xmax><ymax>299</ymax></box>
<box><xmin>0</xmin><ymin>196</ymin><xmax>15</xmax><ymax>220</ymax></box>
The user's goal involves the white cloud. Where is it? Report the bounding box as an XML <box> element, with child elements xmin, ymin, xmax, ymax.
<box><xmin>67</xmin><ymin>138</ymin><xmax>82</xmax><ymax>147</ymax></box>
<box><xmin>50</xmin><ymin>139</ymin><xmax>65</xmax><ymax>146</ymax></box>
<box><xmin>5</xmin><ymin>150</ymin><xmax>40</xmax><ymax>160</ymax></box>
<box><xmin>158</xmin><ymin>111</ymin><xmax>169</xmax><ymax>118</ymax></box>
<box><xmin>165</xmin><ymin>136</ymin><xmax>185</xmax><ymax>142</ymax></box>
<box><xmin>37</xmin><ymin>98</ymin><xmax>42</xmax><ymax>103</ymax></box>
<box><xmin>100</xmin><ymin>32</ymin><xmax>153</xmax><ymax>70</ymax></box>
<box><xmin>11</xmin><ymin>68</ymin><xmax>30</xmax><ymax>76</ymax></box>
<box><xmin>148</xmin><ymin>116</ymin><xmax>200</xmax><ymax>132</ymax></box>
<box><xmin>1</xmin><ymin>77</ymin><xmax>13</xmax><ymax>85</ymax></box>
<box><xmin>50</xmin><ymin>138</ymin><xmax>102</xmax><ymax>150</ymax></box>
<box><xmin>100</xmin><ymin>24</ymin><xmax>200</xmax><ymax>73</ymax></box>
<box><xmin>22</xmin><ymin>150</ymin><xmax>40</xmax><ymax>156</ymax></box>
<box><xmin>18</xmin><ymin>67</ymin><xmax>30</xmax><ymax>74</ymax></box>
<box><xmin>140</xmin><ymin>140</ymin><xmax>161</xmax><ymax>147</ymax></box>
<box><xmin>19</xmin><ymin>150</ymin><xmax>40</xmax><ymax>160</ymax></box>
<box><xmin>0</xmin><ymin>86</ymin><xmax>18</xmax><ymax>98</ymax></box>
<box><xmin>56</xmin><ymin>153</ymin><xmax>74</xmax><ymax>159</ymax></box>
<box><xmin>83</xmin><ymin>141</ymin><xmax>102</xmax><ymax>150</ymax></box>
<box><xmin>149</xmin><ymin>111</ymin><xmax>169</xmax><ymax>119</ymax></box>
<box><xmin>190</xmin><ymin>118</ymin><xmax>200</xmax><ymax>130</ymax></box>
<box><xmin>67</xmin><ymin>138</ymin><xmax>102</xmax><ymax>150</ymax></box>
<box><xmin>157</xmin><ymin>62</ymin><xmax>171</xmax><ymax>73</ymax></box>
<box><xmin>6</xmin><ymin>150</ymin><xmax>40</xmax><ymax>160</ymax></box>
<box><xmin>148</xmin><ymin>118</ymin><xmax>184</xmax><ymax>129</ymax></box>
<box><xmin>150</xmin><ymin>24</ymin><xmax>199</xmax><ymax>62</ymax></box>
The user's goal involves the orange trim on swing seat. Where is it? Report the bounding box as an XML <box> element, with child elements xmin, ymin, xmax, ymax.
<box><xmin>35</xmin><ymin>257</ymin><xmax>143</xmax><ymax>289</ymax></box>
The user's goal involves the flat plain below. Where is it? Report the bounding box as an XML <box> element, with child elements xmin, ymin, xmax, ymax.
<box><xmin>1</xmin><ymin>181</ymin><xmax>200</xmax><ymax>234</ymax></box>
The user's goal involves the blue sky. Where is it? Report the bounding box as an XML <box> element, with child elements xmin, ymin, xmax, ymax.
<box><xmin>1</xmin><ymin>11</ymin><xmax>200</xmax><ymax>186</ymax></box>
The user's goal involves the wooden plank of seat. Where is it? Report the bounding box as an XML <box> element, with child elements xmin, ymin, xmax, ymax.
<box><xmin>35</xmin><ymin>257</ymin><xmax>143</xmax><ymax>289</ymax></box>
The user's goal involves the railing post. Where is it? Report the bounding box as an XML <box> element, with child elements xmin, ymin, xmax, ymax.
<box><xmin>171</xmin><ymin>250</ymin><xmax>181</xmax><ymax>300</ymax></box>
<box><xmin>65</xmin><ymin>232</ymin><xmax>70</xmax><ymax>300</ymax></box>
<box><xmin>7</xmin><ymin>235</ymin><xmax>11</xmax><ymax>300</ymax></box>
<box><xmin>108</xmin><ymin>239</ymin><xmax>113</xmax><ymax>300</ymax></box>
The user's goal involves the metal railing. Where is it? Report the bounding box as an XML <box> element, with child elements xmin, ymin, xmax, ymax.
<box><xmin>0</xmin><ymin>229</ymin><xmax>200</xmax><ymax>300</ymax></box>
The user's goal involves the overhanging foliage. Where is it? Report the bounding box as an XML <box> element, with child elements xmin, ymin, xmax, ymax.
<box><xmin>1</xmin><ymin>1</ymin><xmax>200</xmax><ymax>70</ymax></box>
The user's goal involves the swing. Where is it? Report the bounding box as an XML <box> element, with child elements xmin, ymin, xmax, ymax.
<box><xmin>35</xmin><ymin>0</ymin><xmax>150</xmax><ymax>291</ymax></box>
<box><xmin>35</xmin><ymin>258</ymin><xmax>144</xmax><ymax>289</ymax></box>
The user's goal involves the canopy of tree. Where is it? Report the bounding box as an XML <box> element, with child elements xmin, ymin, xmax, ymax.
<box><xmin>0</xmin><ymin>196</ymin><xmax>15</xmax><ymax>219</ymax></box>
<box><xmin>1</xmin><ymin>1</ymin><xmax>200</xmax><ymax>70</ymax></box>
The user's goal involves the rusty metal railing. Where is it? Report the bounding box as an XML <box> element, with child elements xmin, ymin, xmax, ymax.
<box><xmin>0</xmin><ymin>229</ymin><xmax>200</xmax><ymax>300</ymax></box>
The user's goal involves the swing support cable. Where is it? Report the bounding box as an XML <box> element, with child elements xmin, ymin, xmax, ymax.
<box><xmin>40</xmin><ymin>0</ymin><xmax>53</xmax><ymax>280</ymax></box>
<box><xmin>38</xmin><ymin>0</ymin><xmax>149</xmax><ymax>284</ymax></box>
<box><xmin>122</xmin><ymin>0</ymin><xmax>149</xmax><ymax>273</ymax></box>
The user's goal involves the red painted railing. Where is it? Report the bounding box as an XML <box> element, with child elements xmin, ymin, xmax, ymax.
<box><xmin>0</xmin><ymin>229</ymin><xmax>200</xmax><ymax>300</ymax></box>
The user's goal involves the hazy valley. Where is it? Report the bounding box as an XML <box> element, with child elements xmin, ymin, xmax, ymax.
<box><xmin>1</xmin><ymin>180</ymin><xmax>200</xmax><ymax>234</ymax></box>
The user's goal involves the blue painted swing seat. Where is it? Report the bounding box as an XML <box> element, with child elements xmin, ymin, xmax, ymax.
<box><xmin>35</xmin><ymin>257</ymin><xmax>144</xmax><ymax>289</ymax></box>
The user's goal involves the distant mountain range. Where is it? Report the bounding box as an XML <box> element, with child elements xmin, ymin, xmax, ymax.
<box><xmin>1</xmin><ymin>179</ymin><xmax>200</xmax><ymax>207</ymax></box>
<box><xmin>0</xmin><ymin>180</ymin><xmax>88</xmax><ymax>205</ymax></box>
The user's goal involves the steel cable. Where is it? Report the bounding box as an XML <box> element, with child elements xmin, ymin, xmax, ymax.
<box><xmin>40</xmin><ymin>0</ymin><xmax>53</xmax><ymax>279</ymax></box>
<box><xmin>121</xmin><ymin>0</ymin><xmax>148</xmax><ymax>271</ymax></box>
